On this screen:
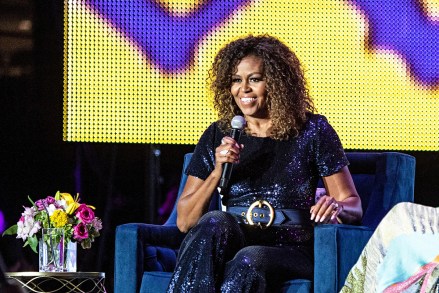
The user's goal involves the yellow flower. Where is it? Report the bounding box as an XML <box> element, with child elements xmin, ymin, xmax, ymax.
<box><xmin>57</xmin><ymin>192</ymin><xmax>81</xmax><ymax>215</ymax></box>
<box><xmin>54</xmin><ymin>191</ymin><xmax>95</xmax><ymax>215</ymax></box>
<box><xmin>50</xmin><ymin>210</ymin><xmax>68</xmax><ymax>227</ymax></box>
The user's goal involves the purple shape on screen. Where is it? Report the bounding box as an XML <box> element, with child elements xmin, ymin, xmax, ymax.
<box><xmin>84</xmin><ymin>0</ymin><xmax>251</xmax><ymax>72</ymax></box>
<box><xmin>350</xmin><ymin>0</ymin><xmax>439</xmax><ymax>85</ymax></box>
<box><xmin>0</xmin><ymin>209</ymin><xmax>5</xmax><ymax>233</ymax></box>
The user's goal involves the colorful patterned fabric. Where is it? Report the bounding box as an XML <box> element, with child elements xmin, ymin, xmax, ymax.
<box><xmin>341</xmin><ymin>202</ymin><xmax>439</xmax><ymax>293</ymax></box>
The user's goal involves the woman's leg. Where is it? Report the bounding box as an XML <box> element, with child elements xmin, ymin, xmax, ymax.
<box><xmin>167</xmin><ymin>211</ymin><xmax>245</xmax><ymax>293</ymax></box>
<box><xmin>221</xmin><ymin>245</ymin><xmax>313</xmax><ymax>293</ymax></box>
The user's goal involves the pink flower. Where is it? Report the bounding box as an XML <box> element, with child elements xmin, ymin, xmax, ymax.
<box><xmin>73</xmin><ymin>222</ymin><xmax>89</xmax><ymax>240</ymax></box>
<box><xmin>75</xmin><ymin>204</ymin><xmax>95</xmax><ymax>224</ymax></box>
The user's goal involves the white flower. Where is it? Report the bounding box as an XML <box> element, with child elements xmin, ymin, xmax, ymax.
<box><xmin>57</xmin><ymin>199</ymin><xmax>67</xmax><ymax>209</ymax></box>
<box><xmin>17</xmin><ymin>219</ymin><xmax>32</xmax><ymax>240</ymax></box>
<box><xmin>16</xmin><ymin>220</ymin><xmax>26</xmax><ymax>240</ymax></box>
<box><xmin>29</xmin><ymin>221</ymin><xmax>41</xmax><ymax>237</ymax></box>
<box><xmin>16</xmin><ymin>213</ymin><xmax>41</xmax><ymax>241</ymax></box>
<box><xmin>46</xmin><ymin>204</ymin><xmax>57</xmax><ymax>216</ymax></box>
<box><xmin>22</xmin><ymin>206</ymin><xmax>36</xmax><ymax>218</ymax></box>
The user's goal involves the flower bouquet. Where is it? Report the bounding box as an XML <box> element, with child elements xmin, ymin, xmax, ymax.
<box><xmin>2</xmin><ymin>191</ymin><xmax>102</xmax><ymax>272</ymax></box>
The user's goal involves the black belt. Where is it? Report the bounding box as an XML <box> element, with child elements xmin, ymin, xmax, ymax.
<box><xmin>227</xmin><ymin>200</ymin><xmax>311</xmax><ymax>229</ymax></box>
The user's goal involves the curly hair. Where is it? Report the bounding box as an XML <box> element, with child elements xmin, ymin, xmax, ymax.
<box><xmin>209</xmin><ymin>34</ymin><xmax>315</xmax><ymax>140</ymax></box>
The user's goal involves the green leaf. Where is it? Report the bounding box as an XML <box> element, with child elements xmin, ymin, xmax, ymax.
<box><xmin>55</xmin><ymin>190</ymin><xmax>61</xmax><ymax>200</ymax></box>
<box><xmin>27</xmin><ymin>195</ymin><xmax>36</xmax><ymax>207</ymax></box>
<box><xmin>28</xmin><ymin>235</ymin><xmax>38</xmax><ymax>253</ymax></box>
<box><xmin>35</xmin><ymin>212</ymin><xmax>49</xmax><ymax>228</ymax></box>
<box><xmin>2</xmin><ymin>224</ymin><xmax>18</xmax><ymax>236</ymax></box>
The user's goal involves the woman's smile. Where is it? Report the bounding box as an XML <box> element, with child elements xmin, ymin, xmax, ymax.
<box><xmin>231</xmin><ymin>55</ymin><xmax>268</xmax><ymax>118</ymax></box>
<box><xmin>240</xmin><ymin>96</ymin><xmax>257</xmax><ymax>104</ymax></box>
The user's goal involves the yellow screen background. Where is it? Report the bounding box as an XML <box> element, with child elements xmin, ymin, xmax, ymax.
<box><xmin>63</xmin><ymin>0</ymin><xmax>439</xmax><ymax>150</ymax></box>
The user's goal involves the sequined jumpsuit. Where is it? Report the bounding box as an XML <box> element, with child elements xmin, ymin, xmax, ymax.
<box><xmin>167</xmin><ymin>114</ymin><xmax>349</xmax><ymax>293</ymax></box>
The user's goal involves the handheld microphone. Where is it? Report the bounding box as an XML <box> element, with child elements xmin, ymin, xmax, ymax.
<box><xmin>219</xmin><ymin>115</ymin><xmax>246</xmax><ymax>192</ymax></box>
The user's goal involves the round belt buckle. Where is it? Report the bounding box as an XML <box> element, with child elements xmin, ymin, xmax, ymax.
<box><xmin>246</xmin><ymin>200</ymin><xmax>275</xmax><ymax>229</ymax></box>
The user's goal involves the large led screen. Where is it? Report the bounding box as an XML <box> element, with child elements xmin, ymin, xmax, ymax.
<box><xmin>63</xmin><ymin>0</ymin><xmax>439</xmax><ymax>150</ymax></box>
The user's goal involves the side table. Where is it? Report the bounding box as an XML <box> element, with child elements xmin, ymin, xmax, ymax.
<box><xmin>5</xmin><ymin>272</ymin><xmax>106</xmax><ymax>293</ymax></box>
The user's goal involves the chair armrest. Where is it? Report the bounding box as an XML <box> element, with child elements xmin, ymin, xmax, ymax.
<box><xmin>314</xmin><ymin>224</ymin><xmax>374</xmax><ymax>293</ymax></box>
<box><xmin>114</xmin><ymin>223</ymin><xmax>186</xmax><ymax>293</ymax></box>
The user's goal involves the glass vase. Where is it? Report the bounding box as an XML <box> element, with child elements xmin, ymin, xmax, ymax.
<box><xmin>39</xmin><ymin>228</ymin><xmax>77</xmax><ymax>272</ymax></box>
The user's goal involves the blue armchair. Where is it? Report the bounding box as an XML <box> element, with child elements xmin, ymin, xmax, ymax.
<box><xmin>115</xmin><ymin>152</ymin><xmax>415</xmax><ymax>293</ymax></box>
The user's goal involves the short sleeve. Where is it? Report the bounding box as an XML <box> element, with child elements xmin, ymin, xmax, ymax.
<box><xmin>185</xmin><ymin>122</ymin><xmax>224</xmax><ymax>180</ymax></box>
<box><xmin>313</xmin><ymin>115</ymin><xmax>349</xmax><ymax>177</ymax></box>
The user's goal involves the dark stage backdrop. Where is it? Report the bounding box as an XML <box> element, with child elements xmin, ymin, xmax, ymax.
<box><xmin>0</xmin><ymin>2</ymin><xmax>438</xmax><ymax>293</ymax></box>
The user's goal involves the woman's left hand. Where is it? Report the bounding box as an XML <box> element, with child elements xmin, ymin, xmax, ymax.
<box><xmin>310</xmin><ymin>195</ymin><xmax>343</xmax><ymax>224</ymax></box>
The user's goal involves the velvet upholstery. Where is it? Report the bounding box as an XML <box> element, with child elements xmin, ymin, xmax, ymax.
<box><xmin>114</xmin><ymin>152</ymin><xmax>415</xmax><ymax>293</ymax></box>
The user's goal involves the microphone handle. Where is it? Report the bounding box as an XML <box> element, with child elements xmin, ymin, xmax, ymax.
<box><xmin>219</xmin><ymin>128</ymin><xmax>242</xmax><ymax>191</ymax></box>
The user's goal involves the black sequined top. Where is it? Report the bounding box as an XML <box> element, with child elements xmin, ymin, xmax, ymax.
<box><xmin>186</xmin><ymin>114</ymin><xmax>349</xmax><ymax>245</ymax></box>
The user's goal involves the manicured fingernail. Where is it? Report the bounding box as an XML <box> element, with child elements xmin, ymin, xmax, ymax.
<box><xmin>315</xmin><ymin>215</ymin><xmax>320</xmax><ymax>222</ymax></box>
<box><xmin>320</xmin><ymin>216</ymin><xmax>325</xmax><ymax>222</ymax></box>
<box><xmin>310</xmin><ymin>213</ymin><xmax>315</xmax><ymax>220</ymax></box>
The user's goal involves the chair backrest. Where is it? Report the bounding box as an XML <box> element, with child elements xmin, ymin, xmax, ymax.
<box><xmin>346</xmin><ymin>152</ymin><xmax>415</xmax><ymax>228</ymax></box>
<box><xmin>165</xmin><ymin>153</ymin><xmax>193</xmax><ymax>225</ymax></box>
<box><xmin>165</xmin><ymin>152</ymin><xmax>415</xmax><ymax>229</ymax></box>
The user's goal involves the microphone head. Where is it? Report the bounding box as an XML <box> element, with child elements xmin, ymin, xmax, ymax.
<box><xmin>231</xmin><ymin>115</ymin><xmax>246</xmax><ymax>130</ymax></box>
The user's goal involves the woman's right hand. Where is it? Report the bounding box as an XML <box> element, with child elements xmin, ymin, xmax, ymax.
<box><xmin>213</xmin><ymin>136</ymin><xmax>243</xmax><ymax>174</ymax></box>
<box><xmin>176</xmin><ymin>137</ymin><xmax>243</xmax><ymax>232</ymax></box>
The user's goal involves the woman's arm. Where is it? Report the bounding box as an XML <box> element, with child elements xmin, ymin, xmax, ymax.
<box><xmin>310</xmin><ymin>166</ymin><xmax>363</xmax><ymax>224</ymax></box>
<box><xmin>176</xmin><ymin>175</ymin><xmax>220</xmax><ymax>233</ymax></box>
<box><xmin>176</xmin><ymin>136</ymin><xmax>241</xmax><ymax>232</ymax></box>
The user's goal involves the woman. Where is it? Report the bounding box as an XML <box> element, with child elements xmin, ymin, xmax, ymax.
<box><xmin>167</xmin><ymin>34</ymin><xmax>363</xmax><ymax>292</ymax></box>
<box><xmin>341</xmin><ymin>202</ymin><xmax>439</xmax><ymax>293</ymax></box>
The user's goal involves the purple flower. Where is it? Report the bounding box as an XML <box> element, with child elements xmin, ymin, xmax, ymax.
<box><xmin>91</xmin><ymin>218</ymin><xmax>102</xmax><ymax>231</ymax></box>
<box><xmin>75</xmin><ymin>204</ymin><xmax>95</xmax><ymax>224</ymax></box>
<box><xmin>35</xmin><ymin>196</ymin><xmax>56</xmax><ymax>211</ymax></box>
<box><xmin>73</xmin><ymin>222</ymin><xmax>89</xmax><ymax>240</ymax></box>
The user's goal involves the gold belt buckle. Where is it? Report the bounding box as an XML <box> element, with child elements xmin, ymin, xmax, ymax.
<box><xmin>245</xmin><ymin>200</ymin><xmax>275</xmax><ymax>229</ymax></box>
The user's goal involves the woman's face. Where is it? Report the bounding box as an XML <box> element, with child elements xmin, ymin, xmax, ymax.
<box><xmin>230</xmin><ymin>55</ymin><xmax>268</xmax><ymax>119</ymax></box>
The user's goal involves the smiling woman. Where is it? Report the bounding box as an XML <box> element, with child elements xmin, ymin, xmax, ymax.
<box><xmin>166</xmin><ymin>34</ymin><xmax>362</xmax><ymax>293</ymax></box>
<box><xmin>230</xmin><ymin>55</ymin><xmax>269</xmax><ymax>131</ymax></box>
<box><xmin>209</xmin><ymin>35</ymin><xmax>314</xmax><ymax>142</ymax></box>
